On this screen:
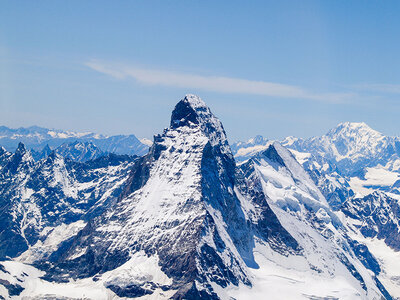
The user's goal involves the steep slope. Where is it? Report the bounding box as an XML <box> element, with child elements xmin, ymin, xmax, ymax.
<box><xmin>0</xmin><ymin>98</ymin><xmax>392</xmax><ymax>299</ymax></box>
<box><xmin>35</xmin><ymin>95</ymin><xmax>297</xmax><ymax>299</ymax></box>
<box><xmin>237</xmin><ymin>142</ymin><xmax>388</xmax><ymax>299</ymax></box>
<box><xmin>54</xmin><ymin>141</ymin><xmax>105</xmax><ymax>162</ymax></box>
<box><xmin>280</xmin><ymin>123</ymin><xmax>400</xmax><ymax>298</ymax></box>
<box><xmin>31</xmin><ymin>144</ymin><xmax>52</xmax><ymax>161</ymax></box>
<box><xmin>15</xmin><ymin>95</ymin><xmax>383</xmax><ymax>299</ymax></box>
<box><xmin>0</xmin><ymin>143</ymin><xmax>136</xmax><ymax>260</ymax></box>
<box><xmin>338</xmin><ymin>191</ymin><xmax>400</xmax><ymax>297</ymax></box>
<box><xmin>0</xmin><ymin>143</ymin><xmax>35</xmax><ymax>259</ymax></box>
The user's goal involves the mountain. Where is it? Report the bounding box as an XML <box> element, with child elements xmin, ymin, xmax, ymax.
<box><xmin>283</xmin><ymin>122</ymin><xmax>400</xmax><ymax>177</ymax></box>
<box><xmin>279</xmin><ymin>122</ymin><xmax>400</xmax><ymax>203</ymax></box>
<box><xmin>54</xmin><ymin>141</ymin><xmax>105</xmax><ymax>162</ymax></box>
<box><xmin>234</xmin><ymin>123</ymin><xmax>400</xmax><ymax>202</ymax></box>
<box><xmin>38</xmin><ymin>94</ymin><xmax>297</xmax><ymax>298</ymax></box>
<box><xmin>31</xmin><ymin>144</ymin><xmax>52</xmax><ymax>161</ymax></box>
<box><xmin>238</xmin><ymin>142</ymin><xmax>390</xmax><ymax>299</ymax></box>
<box><xmin>0</xmin><ymin>143</ymin><xmax>136</xmax><ymax>261</ymax></box>
<box><xmin>0</xmin><ymin>125</ymin><xmax>149</xmax><ymax>156</ymax></box>
<box><xmin>0</xmin><ymin>95</ymin><xmax>389</xmax><ymax>299</ymax></box>
<box><xmin>231</xmin><ymin>135</ymin><xmax>269</xmax><ymax>162</ymax></box>
<box><xmin>279</xmin><ymin>122</ymin><xmax>400</xmax><ymax>297</ymax></box>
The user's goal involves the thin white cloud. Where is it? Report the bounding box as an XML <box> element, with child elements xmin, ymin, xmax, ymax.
<box><xmin>85</xmin><ymin>60</ymin><xmax>354</xmax><ymax>103</ymax></box>
<box><xmin>354</xmin><ymin>83</ymin><xmax>400</xmax><ymax>94</ymax></box>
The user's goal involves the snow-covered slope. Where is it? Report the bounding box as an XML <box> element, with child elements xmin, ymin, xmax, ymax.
<box><xmin>231</xmin><ymin>135</ymin><xmax>269</xmax><ymax>162</ymax></box>
<box><xmin>0</xmin><ymin>95</ymin><xmax>389</xmax><ymax>299</ymax></box>
<box><xmin>279</xmin><ymin>123</ymin><xmax>400</xmax><ymax>299</ymax></box>
<box><xmin>0</xmin><ymin>97</ymin><xmax>395</xmax><ymax>299</ymax></box>
<box><xmin>0</xmin><ymin>143</ymin><xmax>136</xmax><ymax>260</ymax></box>
<box><xmin>54</xmin><ymin>141</ymin><xmax>105</xmax><ymax>162</ymax></box>
<box><xmin>236</xmin><ymin>142</ymin><xmax>389</xmax><ymax>299</ymax></box>
<box><xmin>337</xmin><ymin>191</ymin><xmax>400</xmax><ymax>297</ymax></box>
<box><xmin>283</xmin><ymin>122</ymin><xmax>400</xmax><ymax>184</ymax></box>
<box><xmin>39</xmin><ymin>95</ymin><xmax>298</xmax><ymax>298</ymax></box>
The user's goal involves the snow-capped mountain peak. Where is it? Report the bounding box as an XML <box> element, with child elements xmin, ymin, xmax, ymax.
<box><xmin>313</xmin><ymin>122</ymin><xmax>387</xmax><ymax>164</ymax></box>
<box><xmin>54</xmin><ymin>141</ymin><xmax>104</xmax><ymax>162</ymax></box>
<box><xmin>171</xmin><ymin>94</ymin><xmax>231</xmax><ymax>155</ymax></box>
<box><xmin>0</xmin><ymin>98</ymin><xmax>394</xmax><ymax>299</ymax></box>
<box><xmin>326</xmin><ymin>122</ymin><xmax>384</xmax><ymax>145</ymax></box>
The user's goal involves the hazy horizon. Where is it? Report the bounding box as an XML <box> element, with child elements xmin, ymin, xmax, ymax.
<box><xmin>2</xmin><ymin>1</ymin><xmax>400</xmax><ymax>141</ymax></box>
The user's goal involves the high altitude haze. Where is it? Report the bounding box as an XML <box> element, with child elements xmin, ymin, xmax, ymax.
<box><xmin>1</xmin><ymin>1</ymin><xmax>400</xmax><ymax>141</ymax></box>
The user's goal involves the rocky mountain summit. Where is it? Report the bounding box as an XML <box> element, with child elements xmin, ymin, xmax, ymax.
<box><xmin>234</xmin><ymin>121</ymin><xmax>400</xmax><ymax>297</ymax></box>
<box><xmin>0</xmin><ymin>96</ymin><xmax>395</xmax><ymax>299</ymax></box>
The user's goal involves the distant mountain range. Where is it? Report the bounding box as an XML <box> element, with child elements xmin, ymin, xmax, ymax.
<box><xmin>0</xmin><ymin>125</ymin><xmax>150</xmax><ymax>159</ymax></box>
<box><xmin>233</xmin><ymin>121</ymin><xmax>400</xmax><ymax>297</ymax></box>
<box><xmin>0</xmin><ymin>96</ymin><xmax>399</xmax><ymax>299</ymax></box>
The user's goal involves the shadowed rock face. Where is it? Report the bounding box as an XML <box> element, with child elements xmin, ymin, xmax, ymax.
<box><xmin>341</xmin><ymin>192</ymin><xmax>400</xmax><ymax>251</ymax></box>
<box><xmin>0</xmin><ymin>96</ymin><xmax>391</xmax><ymax>299</ymax></box>
<box><xmin>38</xmin><ymin>95</ymin><xmax>299</xmax><ymax>298</ymax></box>
<box><xmin>0</xmin><ymin>145</ymin><xmax>136</xmax><ymax>259</ymax></box>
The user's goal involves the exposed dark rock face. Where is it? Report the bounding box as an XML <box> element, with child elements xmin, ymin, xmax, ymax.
<box><xmin>0</xmin><ymin>97</ymin><xmax>392</xmax><ymax>299</ymax></box>
<box><xmin>38</xmin><ymin>95</ymin><xmax>304</xmax><ymax>298</ymax></box>
<box><xmin>0</xmin><ymin>146</ymin><xmax>136</xmax><ymax>259</ymax></box>
<box><xmin>342</xmin><ymin>192</ymin><xmax>400</xmax><ymax>251</ymax></box>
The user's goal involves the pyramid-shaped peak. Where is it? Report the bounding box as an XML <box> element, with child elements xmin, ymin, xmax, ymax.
<box><xmin>170</xmin><ymin>94</ymin><xmax>231</xmax><ymax>155</ymax></box>
<box><xmin>15</xmin><ymin>142</ymin><xmax>27</xmax><ymax>154</ymax></box>
<box><xmin>170</xmin><ymin>94</ymin><xmax>209</xmax><ymax>127</ymax></box>
<box><xmin>182</xmin><ymin>94</ymin><xmax>207</xmax><ymax>109</ymax></box>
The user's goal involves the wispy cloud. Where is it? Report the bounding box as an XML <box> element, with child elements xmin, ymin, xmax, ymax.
<box><xmin>353</xmin><ymin>83</ymin><xmax>400</xmax><ymax>94</ymax></box>
<box><xmin>85</xmin><ymin>60</ymin><xmax>354</xmax><ymax>103</ymax></box>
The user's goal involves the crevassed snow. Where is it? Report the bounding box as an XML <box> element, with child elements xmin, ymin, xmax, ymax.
<box><xmin>17</xmin><ymin>220</ymin><xmax>86</xmax><ymax>264</ymax></box>
<box><xmin>248</xmin><ymin>143</ymin><xmax>383</xmax><ymax>299</ymax></box>
<box><xmin>360</xmin><ymin>238</ymin><xmax>400</xmax><ymax>297</ymax></box>
<box><xmin>288</xmin><ymin>149</ymin><xmax>311</xmax><ymax>165</ymax></box>
<box><xmin>349</xmin><ymin>167</ymin><xmax>400</xmax><ymax>197</ymax></box>
<box><xmin>1</xmin><ymin>252</ymin><xmax>176</xmax><ymax>299</ymax></box>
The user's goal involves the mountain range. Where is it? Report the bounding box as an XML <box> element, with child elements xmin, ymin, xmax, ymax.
<box><xmin>0</xmin><ymin>95</ymin><xmax>398</xmax><ymax>299</ymax></box>
<box><xmin>233</xmin><ymin>121</ymin><xmax>400</xmax><ymax>297</ymax></box>
<box><xmin>0</xmin><ymin>125</ymin><xmax>150</xmax><ymax>158</ymax></box>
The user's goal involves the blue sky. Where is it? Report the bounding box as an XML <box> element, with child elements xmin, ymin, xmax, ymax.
<box><xmin>1</xmin><ymin>1</ymin><xmax>400</xmax><ymax>142</ymax></box>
